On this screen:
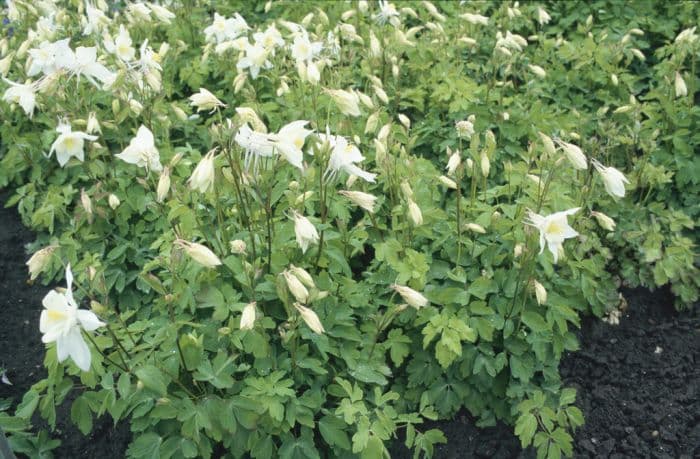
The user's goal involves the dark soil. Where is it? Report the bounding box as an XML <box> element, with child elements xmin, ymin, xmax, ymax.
<box><xmin>0</xmin><ymin>192</ymin><xmax>130</xmax><ymax>458</ymax></box>
<box><xmin>1</xmin><ymin>191</ymin><xmax>698</xmax><ymax>459</ymax></box>
<box><xmin>392</xmin><ymin>288</ymin><xmax>699</xmax><ymax>459</ymax></box>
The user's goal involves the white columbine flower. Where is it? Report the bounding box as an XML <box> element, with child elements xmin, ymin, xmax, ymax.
<box><xmin>188</xmin><ymin>149</ymin><xmax>216</xmax><ymax>193</ymax></box>
<box><xmin>374</xmin><ymin>0</ymin><xmax>401</xmax><ymax>26</ymax></box>
<box><xmin>290</xmin><ymin>32</ymin><xmax>323</xmax><ymax>63</ymax></box>
<box><xmin>204</xmin><ymin>12</ymin><xmax>249</xmax><ymax>44</ymax></box>
<box><xmin>104</xmin><ymin>25</ymin><xmax>135</xmax><ymax>61</ymax></box>
<box><xmin>50</xmin><ymin>123</ymin><xmax>97</xmax><ymax>167</ymax></box>
<box><xmin>254</xmin><ymin>25</ymin><xmax>285</xmax><ymax>52</ymax></box>
<box><xmin>273</xmin><ymin>120</ymin><xmax>313</xmax><ymax>170</ymax></box>
<box><xmin>391</xmin><ymin>284</ymin><xmax>428</xmax><ymax>309</ymax></box>
<box><xmin>321</xmin><ymin>133</ymin><xmax>377</xmax><ymax>183</ymax></box>
<box><xmin>2</xmin><ymin>79</ymin><xmax>38</xmax><ymax>118</ymax></box>
<box><xmin>65</xmin><ymin>46</ymin><xmax>115</xmax><ymax>87</ymax></box>
<box><xmin>536</xmin><ymin>7</ymin><xmax>551</xmax><ymax>25</ymax></box>
<box><xmin>189</xmin><ymin>88</ymin><xmax>226</xmax><ymax>112</ymax></box>
<box><xmin>292</xmin><ymin>211</ymin><xmax>319</xmax><ymax>253</ymax></box>
<box><xmin>82</xmin><ymin>3</ymin><xmax>110</xmax><ymax>35</ymax></box>
<box><xmin>338</xmin><ymin>190</ymin><xmax>377</xmax><ymax>213</ymax></box>
<box><xmin>115</xmin><ymin>125</ymin><xmax>162</xmax><ymax>172</ymax></box>
<box><xmin>525</xmin><ymin>208</ymin><xmax>580</xmax><ymax>263</ymax></box>
<box><xmin>27</xmin><ymin>39</ymin><xmax>72</xmax><ymax>77</ymax></box>
<box><xmin>235</xmin><ymin>124</ymin><xmax>278</xmax><ymax>171</ymax></box>
<box><xmin>592</xmin><ymin>159</ymin><xmax>629</xmax><ymax>198</ymax></box>
<box><xmin>39</xmin><ymin>265</ymin><xmax>105</xmax><ymax>371</ymax></box>
<box><xmin>236</xmin><ymin>42</ymin><xmax>272</xmax><ymax>79</ymax></box>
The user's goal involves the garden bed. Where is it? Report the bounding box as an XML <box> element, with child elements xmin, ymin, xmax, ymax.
<box><xmin>2</xmin><ymin>193</ymin><xmax>697</xmax><ymax>458</ymax></box>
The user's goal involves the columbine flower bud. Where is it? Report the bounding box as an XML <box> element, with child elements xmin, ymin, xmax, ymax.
<box><xmin>26</xmin><ymin>245</ymin><xmax>56</xmax><ymax>280</ymax></box>
<box><xmin>527</xmin><ymin>174</ymin><xmax>542</xmax><ymax>186</ymax></box>
<box><xmin>325</xmin><ymin>88</ymin><xmax>361</xmax><ymax>117</ymax></box>
<box><xmin>0</xmin><ymin>54</ymin><xmax>12</xmax><ymax>77</ymax></box>
<box><xmin>537</xmin><ymin>132</ymin><xmax>556</xmax><ymax>157</ymax></box>
<box><xmin>533</xmin><ymin>280</ymin><xmax>547</xmax><ymax>305</ymax></box>
<box><xmin>408</xmin><ymin>199</ymin><xmax>423</xmax><ymax>226</ymax></box>
<box><xmin>536</xmin><ymin>7</ymin><xmax>551</xmax><ymax>25</ymax></box>
<box><xmin>129</xmin><ymin>99</ymin><xmax>144</xmax><ymax>115</ymax></box>
<box><xmin>233</xmin><ymin>73</ymin><xmax>247</xmax><ymax>93</ymax></box>
<box><xmin>369</xmin><ymin>30</ymin><xmax>382</xmax><ymax>58</ymax></box>
<box><xmin>188</xmin><ymin>149</ymin><xmax>216</xmax><ymax>193</ymax></box>
<box><xmin>175</xmin><ymin>240</ymin><xmax>222</xmax><ymax>268</ymax></box>
<box><xmin>398</xmin><ymin>114</ymin><xmax>411</xmax><ymax>130</ymax></box>
<box><xmin>364</xmin><ymin>112</ymin><xmax>380</xmax><ymax>135</ymax></box>
<box><xmin>289</xmin><ymin>264</ymin><xmax>315</xmax><ymax>288</ymax></box>
<box><xmin>480</xmin><ymin>152</ymin><xmax>490</xmax><ymax>177</ymax></box>
<box><xmin>401</xmin><ymin>181</ymin><xmax>413</xmax><ymax>199</ymax></box>
<box><xmin>81</xmin><ymin>189</ymin><xmax>93</xmax><ymax>216</ymax></box>
<box><xmin>438</xmin><ymin>175</ymin><xmax>457</xmax><ymax>189</ymax></box>
<box><xmin>293</xmin><ymin>211</ymin><xmax>319</xmax><ymax>253</ymax></box>
<box><xmin>446</xmin><ymin>151</ymin><xmax>461</xmax><ymax>176</ymax></box>
<box><xmin>391</xmin><ymin>284</ymin><xmax>428</xmax><ymax>309</ymax></box>
<box><xmin>555</xmin><ymin>139</ymin><xmax>587</xmax><ymax>170</ymax></box>
<box><xmin>631</xmin><ymin>48</ymin><xmax>645</xmax><ymax>61</ymax></box>
<box><xmin>86</xmin><ymin>112</ymin><xmax>101</xmax><ymax>134</ymax></box>
<box><xmin>294</xmin><ymin>303</ymin><xmax>325</xmax><ymax>334</ymax></box>
<box><xmin>189</xmin><ymin>88</ymin><xmax>226</xmax><ymax>112</ymax></box>
<box><xmin>295</xmin><ymin>191</ymin><xmax>314</xmax><ymax>206</ymax></box>
<box><xmin>230</xmin><ymin>239</ymin><xmax>247</xmax><ymax>254</ymax></box>
<box><xmin>591</xmin><ymin>211</ymin><xmax>616</xmax><ymax>231</ymax></box>
<box><xmin>108</xmin><ymin>194</ymin><xmax>120</xmax><ymax>209</ymax></box>
<box><xmin>240</xmin><ymin>302</ymin><xmax>256</xmax><ymax>330</ymax></box>
<box><xmin>156</xmin><ymin>167</ymin><xmax>171</xmax><ymax>203</ymax></box>
<box><xmin>463</xmin><ymin>222</ymin><xmax>486</xmax><ymax>234</ymax></box>
<box><xmin>528</xmin><ymin>64</ymin><xmax>546</xmax><ymax>78</ymax></box>
<box><xmin>357</xmin><ymin>91</ymin><xmax>374</xmax><ymax>109</ymax></box>
<box><xmin>284</xmin><ymin>270</ymin><xmax>309</xmax><ymax>303</ymax></box>
<box><xmin>675</xmin><ymin>72</ymin><xmax>688</xmax><ymax>98</ymax></box>
<box><xmin>514</xmin><ymin>243</ymin><xmax>524</xmax><ymax>258</ymax></box>
<box><xmin>338</xmin><ymin>190</ymin><xmax>377</xmax><ymax>213</ymax></box>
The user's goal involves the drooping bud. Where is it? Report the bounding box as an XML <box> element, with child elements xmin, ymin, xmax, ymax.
<box><xmin>407</xmin><ymin>199</ymin><xmax>423</xmax><ymax>226</ymax></box>
<box><xmin>108</xmin><ymin>194</ymin><xmax>120</xmax><ymax>209</ymax></box>
<box><xmin>532</xmin><ymin>280</ymin><xmax>547</xmax><ymax>305</ymax></box>
<box><xmin>230</xmin><ymin>239</ymin><xmax>247</xmax><ymax>254</ymax></box>
<box><xmin>294</xmin><ymin>303</ymin><xmax>325</xmax><ymax>334</ymax></box>
<box><xmin>391</xmin><ymin>284</ymin><xmax>428</xmax><ymax>309</ymax></box>
<box><xmin>175</xmin><ymin>239</ymin><xmax>222</xmax><ymax>268</ymax></box>
<box><xmin>240</xmin><ymin>302</ymin><xmax>256</xmax><ymax>330</ymax></box>
<box><xmin>26</xmin><ymin>245</ymin><xmax>56</xmax><ymax>280</ymax></box>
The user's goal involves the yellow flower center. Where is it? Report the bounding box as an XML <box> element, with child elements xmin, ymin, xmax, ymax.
<box><xmin>63</xmin><ymin>136</ymin><xmax>78</xmax><ymax>151</ymax></box>
<box><xmin>47</xmin><ymin>309</ymin><xmax>67</xmax><ymax>321</ymax></box>
<box><xmin>545</xmin><ymin>220</ymin><xmax>563</xmax><ymax>237</ymax></box>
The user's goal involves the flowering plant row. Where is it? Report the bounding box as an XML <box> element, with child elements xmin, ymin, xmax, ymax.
<box><xmin>0</xmin><ymin>1</ymin><xmax>697</xmax><ymax>458</ymax></box>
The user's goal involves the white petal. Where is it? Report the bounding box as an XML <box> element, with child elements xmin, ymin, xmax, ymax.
<box><xmin>61</xmin><ymin>328</ymin><xmax>92</xmax><ymax>371</ymax></box>
<box><xmin>42</xmin><ymin>289</ymin><xmax>68</xmax><ymax>310</ymax></box>
<box><xmin>548</xmin><ymin>241</ymin><xmax>560</xmax><ymax>263</ymax></box>
<box><xmin>77</xmin><ymin>309</ymin><xmax>105</xmax><ymax>331</ymax></box>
